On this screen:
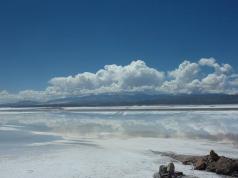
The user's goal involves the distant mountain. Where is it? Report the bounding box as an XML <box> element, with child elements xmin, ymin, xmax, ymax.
<box><xmin>1</xmin><ymin>93</ymin><xmax>238</xmax><ymax>107</ymax></box>
<box><xmin>0</xmin><ymin>100</ymin><xmax>43</xmax><ymax>107</ymax></box>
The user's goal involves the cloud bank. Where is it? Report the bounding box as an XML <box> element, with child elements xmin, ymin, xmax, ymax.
<box><xmin>1</xmin><ymin>58</ymin><xmax>238</xmax><ymax>103</ymax></box>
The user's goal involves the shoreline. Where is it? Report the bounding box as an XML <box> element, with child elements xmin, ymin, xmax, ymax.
<box><xmin>1</xmin><ymin>105</ymin><xmax>238</xmax><ymax>112</ymax></box>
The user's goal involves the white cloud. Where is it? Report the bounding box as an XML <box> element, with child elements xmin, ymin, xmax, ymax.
<box><xmin>160</xmin><ymin>60</ymin><xmax>200</xmax><ymax>94</ymax></box>
<box><xmin>199</xmin><ymin>57</ymin><xmax>232</xmax><ymax>75</ymax></box>
<box><xmin>48</xmin><ymin>60</ymin><xmax>165</xmax><ymax>96</ymax></box>
<box><xmin>199</xmin><ymin>57</ymin><xmax>217</xmax><ymax>67</ymax></box>
<box><xmin>160</xmin><ymin>58</ymin><xmax>238</xmax><ymax>94</ymax></box>
<box><xmin>0</xmin><ymin>58</ymin><xmax>238</xmax><ymax>103</ymax></box>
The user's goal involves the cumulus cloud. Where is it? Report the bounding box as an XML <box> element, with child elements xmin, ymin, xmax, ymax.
<box><xmin>47</xmin><ymin>60</ymin><xmax>165</xmax><ymax>96</ymax></box>
<box><xmin>160</xmin><ymin>58</ymin><xmax>237</xmax><ymax>94</ymax></box>
<box><xmin>199</xmin><ymin>58</ymin><xmax>232</xmax><ymax>75</ymax></box>
<box><xmin>0</xmin><ymin>58</ymin><xmax>238</xmax><ymax>103</ymax></box>
<box><xmin>160</xmin><ymin>60</ymin><xmax>200</xmax><ymax>93</ymax></box>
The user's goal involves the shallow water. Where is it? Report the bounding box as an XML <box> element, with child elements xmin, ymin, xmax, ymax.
<box><xmin>0</xmin><ymin>106</ymin><xmax>238</xmax><ymax>178</ymax></box>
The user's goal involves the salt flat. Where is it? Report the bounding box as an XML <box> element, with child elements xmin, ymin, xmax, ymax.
<box><xmin>0</xmin><ymin>106</ymin><xmax>238</xmax><ymax>178</ymax></box>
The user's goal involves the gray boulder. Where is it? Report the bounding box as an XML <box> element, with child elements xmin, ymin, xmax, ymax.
<box><xmin>153</xmin><ymin>162</ymin><xmax>184</xmax><ymax>178</ymax></box>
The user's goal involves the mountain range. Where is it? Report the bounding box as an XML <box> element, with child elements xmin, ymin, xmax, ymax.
<box><xmin>1</xmin><ymin>93</ymin><xmax>238</xmax><ymax>107</ymax></box>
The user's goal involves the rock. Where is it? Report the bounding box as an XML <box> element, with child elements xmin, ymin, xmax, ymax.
<box><xmin>167</xmin><ymin>162</ymin><xmax>175</xmax><ymax>175</ymax></box>
<box><xmin>206</xmin><ymin>161</ymin><xmax>216</xmax><ymax>172</ymax></box>
<box><xmin>159</xmin><ymin>165</ymin><xmax>168</xmax><ymax>175</ymax></box>
<box><xmin>154</xmin><ymin>162</ymin><xmax>185</xmax><ymax>178</ymax></box>
<box><xmin>209</xmin><ymin>150</ymin><xmax>220</xmax><ymax>162</ymax></box>
<box><xmin>159</xmin><ymin>165</ymin><xmax>170</xmax><ymax>177</ymax></box>
<box><xmin>175</xmin><ymin>171</ymin><xmax>183</xmax><ymax>176</ymax></box>
<box><xmin>215</xmin><ymin>156</ymin><xmax>238</xmax><ymax>175</ymax></box>
<box><xmin>231</xmin><ymin>171</ymin><xmax>238</xmax><ymax>177</ymax></box>
<box><xmin>194</xmin><ymin>158</ymin><xmax>206</xmax><ymax>170</ymax></box>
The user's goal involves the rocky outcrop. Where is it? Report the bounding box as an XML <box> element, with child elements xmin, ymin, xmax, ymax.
<box><xmin>215</xmin><ymin>156</ymin><xmax>238</xmax><ymax>176</ymax></box>
<box><xmin>153</xmin><ymin>150</ymin><xmax>238</xmax><ymax>177</ymax></box>
<box><xmin>194</xmin><ymin>158</ymin><xmax>207</xmax><ymax>170</ymax></box>
<box><xmin>185</xmin><ymin>150</ymin><xmax>238</xmax><ymax>176</ymax></box>
<box><xmin>153</xmin><ymin>162</ymin><xmax>196</xmax><ymax>178</ymax></box>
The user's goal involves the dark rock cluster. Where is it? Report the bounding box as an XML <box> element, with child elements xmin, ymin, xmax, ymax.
<box><xmin>153</xmin><ymin>162</ymin><xmax>185</xmax><ymax>178</ymax></box>
<box><xmin>152</xmin><ymin>150</ymin><xmax>238</xmax><ymax>177</ymax></box>
<box><xmin>182</xmin><ymin>150</ymin><xmax>238</xmax><ymax>177</ymax></box>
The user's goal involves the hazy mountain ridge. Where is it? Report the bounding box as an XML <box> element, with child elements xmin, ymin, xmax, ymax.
<box><xmin>1</xmin><ymin>93</ymin><xmax>238</xmax><ymax>107</ymax></box>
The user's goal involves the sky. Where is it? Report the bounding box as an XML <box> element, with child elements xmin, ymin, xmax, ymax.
<box><xmin>0</xmin><ymin>0</ymin><xmax>238</xmax><ymax>102</ymax></box>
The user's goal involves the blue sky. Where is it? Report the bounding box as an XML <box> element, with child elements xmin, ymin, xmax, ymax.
<box><xmin>0</xmin><ymin>0</ymin><xmax>238</xmax><ymax>99</ymax></box>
